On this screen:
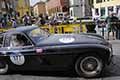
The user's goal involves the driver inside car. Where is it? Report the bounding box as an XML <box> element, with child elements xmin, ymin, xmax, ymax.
<box><xmin>10</xmin><ymin>35</ymin><xmax>25</xmax><ymax>47</ymax></box>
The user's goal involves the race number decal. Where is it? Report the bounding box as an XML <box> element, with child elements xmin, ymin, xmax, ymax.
<box><xmin>10</xmin><ymin>53</ymin><xmax>25</xmax><ymax>65</ymax></box>
<box><xmin>59</xmin><ymin>37</ymin><xmax>75</xmax><ymax>43</ymax></box>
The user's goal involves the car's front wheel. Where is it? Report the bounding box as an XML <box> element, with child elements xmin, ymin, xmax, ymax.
<box><xmin>0</xmin><ymin>62</ymin><xmax>8</xmax><ymax>74</ymax></box>
<box><xmin>75</xmin><ymin>54</ymin><xmax>103</xmax><ymax>78</ymax></box>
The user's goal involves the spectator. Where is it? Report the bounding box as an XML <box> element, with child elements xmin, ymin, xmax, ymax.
<box><xmin>11</xmin><ymin>18</ymin><xmax>17</xmax><ymax>28</ymax></box>
<box><xmin>1</xmin><ymin>14</ymin><xmax>7</xmax><ymax>28</ymax></box>
<box><xmin>93</xmin><ymin>13</ymin><xmax>100</xmax><ymax>34</ymax></box>
<box><xmin>0</xmin><ymin>21</ymin><xmax>2</xmax><ymax>28</ymax></box>
<box><xmin>36</xmin><ymin>14</ymin><xmax>45</xmax><ymax>26</ymax></box>
<box><xmin>0</xmin><ymin>13</ymin><xmax>2</xmax><ymax>28</ymax></box>
<box><xmin>105</xmin><ymin>12</ymin><xmax>119</xmax><ymax>40</ymax></box>
<box><xmin>35</xmin><ymin>17</ymin><xmax>41</xmax><ymax>25</ymax></box>
<box><xmin>39</xmin><ymin>14</ymin><xmax>45</xmax><ymax>25</ymax></box>
<box><xmin>23</xmin><ymin>12</ymin><xmax>31</xmax><ymax>26</ymax></box>
<box><xmin>117</xmin><ymin>8</ymin><xmax>120</xmax><ymax>20</ymax></box>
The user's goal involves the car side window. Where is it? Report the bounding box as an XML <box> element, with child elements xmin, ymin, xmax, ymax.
<box><xmin>10</xmin><ymin>34</ymin><xmax>32</xmax><ymax>47</ymax></box>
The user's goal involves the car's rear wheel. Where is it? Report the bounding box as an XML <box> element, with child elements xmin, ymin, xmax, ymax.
<box><xmin>0</xmin><ymin>62</ymin><xmax>8</xmax><ymax>74</ymax></box>
<box><xmin>75</xmin><ymin>54</ymin><xmax>103</xmax><ymax>78</ymax></box>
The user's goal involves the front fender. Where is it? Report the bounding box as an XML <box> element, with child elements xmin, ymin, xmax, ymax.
<box><xmin>74</xmin><ymin>44</ymin><xmax>112</xmax><ymax>65</ymax></box>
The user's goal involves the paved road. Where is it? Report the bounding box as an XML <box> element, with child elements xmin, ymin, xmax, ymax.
<box><xmin>102</xmin><ymin>40</ymin><xmax>120</xmax><ymax>80</ymax></box>
<box><xmin>109</xmin><ymin>40</ymin><xmax>120</xmax><ymax>55</ymax></box>
<box><xmin>0</xmin><ymin>40</ymin><xmax>120</xmax><ymax>80</ymax></box>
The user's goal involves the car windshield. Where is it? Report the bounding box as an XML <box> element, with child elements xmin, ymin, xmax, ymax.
<box><xmin>28</xmin><ymin>28</ymin><xmax>50</xmax><ymax>44</ymax></box>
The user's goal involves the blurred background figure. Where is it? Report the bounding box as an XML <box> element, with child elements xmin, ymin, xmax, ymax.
<box><xmin>93</xmin><ymin>12</ymin><xmax>100</xmax><ymax>34</ymax></box>
<box><xmin>23</xmin><ymin>12</ymin><xmax>32</xmax><ymax>26</ymax></box>
<box><xmin>0</xmin><ymin>12</ymin><xmax>2</xmax><ymax>28</ymax></box>
<box><xmin>105</xmin><ymin>12</ymin><xmax>119</xmax><ymax>40</ymax></box>
<box><xmin>11</xmin><ymin>18</ymin><xmax>17</xmax><ymax>28</ymax></box>
<box><xmin>35</xmin><ymin>14</ymin><xmax>45</xmax><ymax>26</ymax></box>
<box><xmin>1</xmin><ymin>14</ymin><xmax>7</xmax><ymax>28</ymax></box>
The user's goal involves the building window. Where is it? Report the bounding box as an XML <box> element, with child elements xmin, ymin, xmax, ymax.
<box><xmin>96</xmin><ymin>0</ymin><xmax>102</xmax><ymax>3</ymax></box>
<box><xmin>100</xmin><ymin>7</ymin><xmax>105</xmax><ymax>16</ymax></box>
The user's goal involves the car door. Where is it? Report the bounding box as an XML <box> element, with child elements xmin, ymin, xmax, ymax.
<box><xmin>4</xmin><ymin>32</ymin><xmax>47</xmax><ymax>71</ymax></box>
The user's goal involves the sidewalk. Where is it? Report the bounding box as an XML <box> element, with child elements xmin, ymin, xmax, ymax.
<box><xmin>109</xmin><ymin>40</ymin><xmax>120</xmax><ymax>55</ymax></box>
<box><xmin>109</xmin><ymin>40</ymin><xmax>120</xmax><ymax>43</ymax></box>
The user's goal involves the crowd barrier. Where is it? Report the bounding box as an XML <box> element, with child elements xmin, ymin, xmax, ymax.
<box><xmin>40</xmin><ymin>23</ymin><xmax>87</xmax><ymax>34</ymax></box>
<box><xmin>0</xmin><ymin>28</ymin><xmax>11</xmax><ymax>32</ymax></box>
<box><xmin>1</xmin><ymin>19</ymin><xmax>120</xmax><ymax>37</ymax></box>
<box><xmin>0</xmin><ymin>21</ymin><xmax>106</xmax><ymax>34</ymax></box>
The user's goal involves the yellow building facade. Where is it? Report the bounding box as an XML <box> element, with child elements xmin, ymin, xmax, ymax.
<box><xmin>16</xmin><ymin>0</ymin><xmax>31</xmax><ymax>17</ymax></box>
<box><xmin>93</xmin><ymin>0</ymin><xmax>120</xmax><ymax>18</ymax></box>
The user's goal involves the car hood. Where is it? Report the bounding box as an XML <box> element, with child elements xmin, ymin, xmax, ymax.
<box><xmin>37</xmin><ymin>34</ymin><xmax>107</xmax><ymax>46</ymax></box>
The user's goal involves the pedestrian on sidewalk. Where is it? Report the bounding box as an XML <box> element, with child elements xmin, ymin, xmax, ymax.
<box><xmin>0</xmin><ymin>12</ymin><xmax>2</xmax><ymax>28</ymax></box>
<box><xmin>105</xmin><ymin>12</ymin><xmax>119</xmax><ymax>40</ymax></box>
<box><xmin>0</xmin><ymin>18</ymin><xmax>2</xmax><ymax>28</ymax></box>
<box><xmin>1</xmin><ymin>14</ymin><xmax>7</xmax><ymax>28</ymax></box>
<box><xmin>93</xmin><ymin>13</ymin><xmax>101</xmax><ymax>34</ymax></box>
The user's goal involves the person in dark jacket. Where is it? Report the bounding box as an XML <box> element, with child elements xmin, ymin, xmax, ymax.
<box><xmin>23</xmin><ymin>12</ymin><xmax>32</xmax><ymax>26</ymax></box>
<box><xmin>105</xmin><ymin>13</ymin><xmax>119</xmax><ymax>40</ymax></box>
<box><xmin>1</xmin><ymin>14</ymin><xmax>7</xmax><ymax>28</ymax></box>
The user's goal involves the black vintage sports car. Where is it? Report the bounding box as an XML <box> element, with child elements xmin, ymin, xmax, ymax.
<box><xmin>0</xmin><ymin>26</ymin><xmax>112</xmax><ymax>78</ymax></box>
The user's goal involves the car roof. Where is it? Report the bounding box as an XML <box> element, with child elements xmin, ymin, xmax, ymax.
<box><xmin>5</xmin><ymin>26</ymin><xmax>38</xmax><ymax>34</ymax></box>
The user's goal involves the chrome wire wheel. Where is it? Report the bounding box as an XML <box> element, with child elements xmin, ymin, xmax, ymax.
<box><xmin>75</xmin><ymin>55</ymin><xmax>103</xmax><ymax>78</ymax></box>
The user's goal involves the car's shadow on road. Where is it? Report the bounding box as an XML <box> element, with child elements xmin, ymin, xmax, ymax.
<box><xmin>8</xmin><ymin>55</ymin><xmax>120</xmax><ymax>78</ymax></box>
<box><xmin>9</xmin><ymin>70</ymin><xmax>78</xmax><ymax>78</ymax></box>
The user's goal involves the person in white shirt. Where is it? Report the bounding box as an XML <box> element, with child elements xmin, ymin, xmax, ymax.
<box><xmin>93</xmin><ymin>13</ymin><xmax>101</xmax><ymax>34</ymax></box>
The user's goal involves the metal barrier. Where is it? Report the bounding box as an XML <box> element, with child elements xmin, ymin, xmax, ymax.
<box><xmin>40</xmin><ymin>23</ymin><xmax>87</xmax><ymax>34</ymax></box>
<box><xmin>1</xmin><ymin>19</ymin><xmax>120</xmax><ymax>40</ymax></box>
